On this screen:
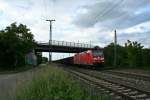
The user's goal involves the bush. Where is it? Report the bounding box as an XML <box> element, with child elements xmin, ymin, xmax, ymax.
<box><xmin>0</xmin><ymin>23</ymin><xmax>36</xmax><ymax>68</ymax></box>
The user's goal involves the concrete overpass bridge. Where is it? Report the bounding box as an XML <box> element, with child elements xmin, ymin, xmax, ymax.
<box><xmin>35</xmin><ymin>40</ymin><xmax>95</xmax><ymax>53</ymax></box>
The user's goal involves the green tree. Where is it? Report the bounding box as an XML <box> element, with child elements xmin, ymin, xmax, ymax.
<box><xmin>104</xmin><ymin>41</ymin><xmax>149</xmax><ymax>68</ymax></box>
<box><xmin>42</xmin><ymin>57</ymin><xmax>48</xmax><ymax>63</ymax></box>
<box><xmin>142</xmin><ymin>48</ymin><xmax>150</xmax><ymax>67</ymax></box>
<box><xmin>0</xmin><ymin>23</ymin><xmax>36</xmax><ymax>69</ymax></box>
<box><xmin>104</xmin><ymin>43</ymin><xmax>127</xmax><ymax>67</ymax></box>
<box><xmin>125</xmin><ymin>40</ymin><xmax>143</xmax><ymax>67</ymax></box>
<box><xmin>36</xmin><ymin>52</ymin><xmax>42</xmax><ymax>64</ymax></box>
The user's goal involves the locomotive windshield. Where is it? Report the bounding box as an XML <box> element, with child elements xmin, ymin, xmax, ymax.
<box><xmin>93</xmin><ymin>50</ymin><xmax>103</xmax><ymax>57</ymax></box>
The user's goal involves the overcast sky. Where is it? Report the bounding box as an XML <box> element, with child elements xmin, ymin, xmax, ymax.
<box><xmin>0</xmin><ymin>0</ymin><xmax>150</xmax><ymax>59</ymax></box>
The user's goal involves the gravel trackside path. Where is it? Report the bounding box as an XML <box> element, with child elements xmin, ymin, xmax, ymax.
<box><xmin>0</xmin><ymin>64</ymin><xmax>46</xmax><ymax>100</ymax></box>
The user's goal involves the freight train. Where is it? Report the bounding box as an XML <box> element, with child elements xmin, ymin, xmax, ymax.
<box><xmin>56</xmin><ymin>47</ymin><xmax>104</xmax><ymax>67</ymax></box>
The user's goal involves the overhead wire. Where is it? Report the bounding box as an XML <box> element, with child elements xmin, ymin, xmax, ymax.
<box><xmin>89</xmin><ymin>0</ymin><xmax>125</xmax><ymax>45</ymax></box>
<box><xmin>42</xmin><ymin>0</ymin><xmax>48</xmax><ymax>20</ymax></box>
<box><xmin>76</xmin><ymin>0</ymin><xmax>124</xmax><ymax>44</ymax></box>
<box><xmin>138</xmin><ymin>36</ymin><xmax>150</xmax><ymax>43</ymax></box>
<box><xmin>94</xmin><ymin>0</ymin><xmax>124</xmax><ymax>22</ymax></box>
<box><xmin>100</xmin><ymin>0</ymin><xmax>149</xmax><ymax>47</ymax></box>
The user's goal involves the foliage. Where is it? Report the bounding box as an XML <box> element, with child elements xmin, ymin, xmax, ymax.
<box><xmin>104</xmin><ymin>40</ymin><xmax>150</xmax><ymax>68</ymax></box>
<box><xmin>42</xmin><ymin>57</ymin><xmax>48</xmax><ymax>63</ymax></box>
<box><xmin>36</xmin><ymin>52</ymin><xmax>42</xmax><ymax>64</ymax></box>
<box><xmin>0</xmin><ymin>23</ymin><xmax>36</xmax><ymax>68</ymax></box>
<box><xmin>14</xmin><ymin>64</ymin><xmax>107</xmax><ymax>100</ymax></box>
<box><xmin>142</xmin><ymin>48</ymin><xmax>150</xmax><ymax>67</ymax></box>
<box><xmin>104</xmin><ymin>43</ymin><xmax>127</xmax><ymax>67</ymax></box>
<box><xmin>125</xmin><ymin>40</ymin><xmax>143</xmax><ymax>67</ymax></box>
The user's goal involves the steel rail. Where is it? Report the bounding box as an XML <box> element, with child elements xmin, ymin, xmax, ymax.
<box><xmin>66</xmin><ymin>67</ymin><xmax>150</xmax><ymax>100</ymax></box>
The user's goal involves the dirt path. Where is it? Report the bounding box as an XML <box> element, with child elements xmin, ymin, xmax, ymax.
<box><xmin>0</xmin><ymin>64</ymin><xmax>46</xmax><ymax>100</ymax></box>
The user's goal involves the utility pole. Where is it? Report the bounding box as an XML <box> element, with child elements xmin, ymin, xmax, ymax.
<box><xmin>114</xmin><ymin>29</ymin><xmax>117</xmax><ymax>67</ymax></box>
<box><xmin>90</xmin><ymin>41</ymin><xmax>91</xmax><ymax>48</ymax></box>
<box><xmin>46</xmin><ymin>19</ymin><xmax>55</xmax><ymax>63</ymax></box>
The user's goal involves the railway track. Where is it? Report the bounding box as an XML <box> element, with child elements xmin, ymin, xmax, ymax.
<box><xmin>65</xmin><ymin>67</ymin><xmax>150</xmax><ymax>100</ymax></box>
<box><xmin>103</xmin><ymin>70</ymin><xmax>150</xmax><ymax>82</ymax></box>
<box><xmin>69</xmin><ymin>66</ymin><xmax>150</xmax><ymax>92</ymax></box>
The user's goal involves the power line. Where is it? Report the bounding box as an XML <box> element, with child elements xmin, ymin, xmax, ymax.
<box><xmin>42</xmin><ymin>0</ymin><xmax>48</xmax><ymax>19</ymax></box>
<box><xmin>94</xmin><ymin>0</ymin><xmax>124</xmax><ymax>22</ymax></box>
<box><xmin>138</xmin><ymin>36</ymin><xmax>150</xmax><ymax>43</ymax></box>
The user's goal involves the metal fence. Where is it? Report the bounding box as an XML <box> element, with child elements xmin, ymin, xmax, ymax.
<box><xmin>37</xmin><ymin>40</ymin><xmax>94</xmax><ymax>48</ymax></box>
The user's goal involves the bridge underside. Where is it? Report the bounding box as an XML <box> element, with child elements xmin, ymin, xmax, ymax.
<box><xmin>35</xmin><ymin>45</ymin><xmax>92</xmax><ymax>53</ymax></box>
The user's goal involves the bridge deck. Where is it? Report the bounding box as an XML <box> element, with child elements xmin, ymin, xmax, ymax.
<box><xmin>35</xmin><ymin>40</ymin><xmax>94</xmax><ymax>53</ymax></box>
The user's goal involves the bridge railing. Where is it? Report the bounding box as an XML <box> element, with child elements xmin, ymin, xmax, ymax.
<box><xmin>37</xmin><ymin>40</ymin><xmax>94</xmax><ymax>48</ymax></box>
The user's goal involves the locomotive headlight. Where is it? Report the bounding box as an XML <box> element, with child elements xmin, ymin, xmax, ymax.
<box><xmin>94</xmin><ymin>57</ymin><xmax>104</xmax><ymax>60</ymax></box>
<box><xmin>94</xmin><ymin>58</ymin><xmax>97</xmax><ymax>60</ymax></box>
<box><xmin>100</xmin><ymin>58</ymin><xmax>104</xmax><ymax>60</ymax></box>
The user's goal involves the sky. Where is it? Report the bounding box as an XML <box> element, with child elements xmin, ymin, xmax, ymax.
<box><xmin>0</xmin><ymin>0</ymin><xmax>150</xmax><ymax>60</ymax></box>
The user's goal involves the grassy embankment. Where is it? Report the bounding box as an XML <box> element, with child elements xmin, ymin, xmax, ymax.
<box><xmin>14</xmin><ymin>64</ymin><xmax>107</xmax><ymax>100</ymax></box>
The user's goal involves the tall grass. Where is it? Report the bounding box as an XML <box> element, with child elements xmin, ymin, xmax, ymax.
<box><xmin>14</xmin><ymin>64</ymin><xmax>107</xmax><ymax>100</ymax></box>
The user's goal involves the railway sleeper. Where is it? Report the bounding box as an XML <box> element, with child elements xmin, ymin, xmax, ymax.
<box><xmin>121</xmin><ymin>89</ymin><xmax>132</xmax><ymax>93</ymax></box>
<box><xmin>116</xmin><ymin>87</ymin><xmax>125</xmax><ymax>90</ymax></box>
<box><xmin>109</xmin><ymin>92</ymin><xmax>115</xmax><ymax>96</ymax></box>
<box><xmin>106</xmin><ymin>70</ymin><xmax>150</xmax><ymax>82</ymax></box>
<box><xmin>135</xmin><ymin>94</ymin><xmax>148</xmax><ymax>99</ymax></box>
<box><xmin>114</xmin><ymin>96</ymin><xmax>122</xmax><ymax>100</ymax></box>
<box><xmin>69</xmin><ymin>69</ymin><xmax>150</xmax><ymax>100</ymax></box>
<box><xmin>104</xmin><ymin>90</ymin><xmax>110</xmax><ymax>93</ymax></box>
<box><xmin>99</xmin><ymin>88</ymin><xmax>105</xmax><ymax>91</ymax></box>
<box><xmin>145</xmin><ymin>98</ymin><xmax>150</xmax><ymax>100</ymax></box>
<box><xmin>113</xmin><ymin>85</ymin><xmax>122</xmax><ymax>88</ymax></box>
<box><xmin>73</xmin><ymin>75</ymin><xmax>116</xmax><ymax>99</ymax></box>
<box><xmin>128</xmin><ymin>91</ymin><xmax>139</xmax><ymax>95</ymax></box>
<box><xmin>104</xmin><ymin>84</ymin><xmax>113</xmax><ymax>88</ymax></box>
<box><xmin>78</xmin><ymin>77</ymin><xmax>122</xmax><ymax>99</ymax></box>
<box><xmin>111</xmin><ymin>86</ymin><xmax>125</xmax><ymax>90</ymax></box>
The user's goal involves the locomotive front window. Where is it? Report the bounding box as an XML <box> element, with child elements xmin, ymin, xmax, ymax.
<box><xmin>93</xmin><ymin>50</ymin><xmax>103</xmax><ymax>57</ymax></box>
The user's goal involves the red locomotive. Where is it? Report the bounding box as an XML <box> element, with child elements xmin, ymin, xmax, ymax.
<box><xmin>73</xmin><ymin>48</ymin><xmax>104</xmax><ymax>66</ymax></box>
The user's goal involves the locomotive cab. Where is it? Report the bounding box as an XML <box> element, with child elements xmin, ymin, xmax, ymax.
<box><xmin>73</xmin><ymin>47</ymin><xmax>104</xmax><ymax>66</ymax></box>
<box><xmin>92</xmin><ymin>49</ymin><xmax>104</xmax><ymax>65</ymax></box>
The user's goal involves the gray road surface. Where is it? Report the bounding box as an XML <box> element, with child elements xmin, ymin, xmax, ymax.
<box><xmin>0</xmin><ymin>64</ymin><xmax>46</xmax><ymax>100</ymax></box>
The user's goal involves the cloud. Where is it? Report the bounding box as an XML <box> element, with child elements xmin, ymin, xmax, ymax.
<box><xmin>118</xmin><ymin>31</ymin><xmax>150</xmax><ymax>47</ymax></box>
<box><xmin>72</xmin><ymin>0</ymin><xmax>150</xmax><ymax>30</ymax></box>
<box><xmin>0</xmin><ymin>10</ymin><xmax>3</xmax><ymax>15</ymax></box>
<box><xmin>0</xmin><ymin>0</ymin><xmax>150</xmax><ymax>59</ymax></box>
